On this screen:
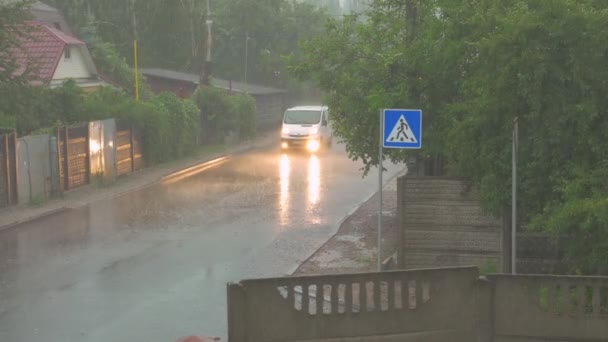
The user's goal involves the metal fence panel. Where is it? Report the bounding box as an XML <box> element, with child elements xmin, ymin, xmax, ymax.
<box><xmin>16</xmin><ymin>135</ymin><xmax>52</xmax><ymax>204</ymax></box>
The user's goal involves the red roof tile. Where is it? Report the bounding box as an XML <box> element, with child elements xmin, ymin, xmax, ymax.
<box><xmin>12</xmin><ymin>21</ymin><xmax>84</xmax><ymax>83</ymax></box>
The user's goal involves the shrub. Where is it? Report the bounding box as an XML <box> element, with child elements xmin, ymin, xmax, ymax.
<box><xmin>109</xmin><ymin>99</ymin><xmax>172</xmax><ymax>165</ymax></box>
<box><xmin>193</xmin><ymin>86</ymin><xmax>256</xmax><ymax>142</ymax></box>
<box><xmin>229</xmin><ymin>93</ymin><xmax>256</xmax><ymax>140</ymax></box>
<box><xmin>193</xmin><ymin>85</ymin><xmax>232</xmax><ymax>143</ymax></box>
<box><xmin>151</xmin><ymin>92</ymin><xmax>199</xmax><ymax>158</ymax></box>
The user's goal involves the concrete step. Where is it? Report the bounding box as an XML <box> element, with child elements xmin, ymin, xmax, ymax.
<box><xmin>403</xmin><ymin>251</ymin><xmax>502</xmax><ymax>271</ymax></box>
<box><xmin>403</xmin><ymin>229</ymin><xmax>502</xmax><ymax>253</ymax></box>
<box><xmin>402</xmin><ymin>203</ymin><xmax>501</xmax><ymax>227</ymax></box>
<box><xmin>403</xmin><ymin>224</ymin><xmax>503</xmax><ymax>232</ymax></box>
<box><xmin>400</xmin><ymin>178</ymin><xmax>480</xmax><ymax>202</ymax></box>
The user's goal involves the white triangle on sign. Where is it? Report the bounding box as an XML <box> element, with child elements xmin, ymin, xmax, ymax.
<box><xmin>386</xmin><ymin>115</ymin><xmax>417</xmax><ymax>143</ymax></box>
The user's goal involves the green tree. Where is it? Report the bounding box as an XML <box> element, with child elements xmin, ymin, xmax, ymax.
<box><xmin>0</xmin><ymin>0</ymin><xmax>34</xmax><ymax>127</ymax></box>
<box><xmin>292</xmin><ymin>0</ymin><xmax>608</xmax><ymax>274</ymax></box>
<box><xmin>49</xmin><ymin>0</ymin><xmax>328</xmax><ymax>91</ymax></box>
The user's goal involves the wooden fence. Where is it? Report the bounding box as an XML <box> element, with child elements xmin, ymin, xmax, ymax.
<box><xmin>57</xmin><ymin>125</ymin><xmax>90</xmax><ymax>191</ymax></box>
<box><xmin>115</xmin><ymin>120</ymin><xmax>143</xmax><ymax>177</ymax></box>
<box><xmin>0</xmin><ymin>130</ymin><xmax>18</xmax><ymax>207</ymax></box>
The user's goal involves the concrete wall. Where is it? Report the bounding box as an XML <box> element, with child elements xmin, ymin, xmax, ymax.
<box><xmin>489</xmin><ymin>274</ymin><xmax>608</xmax><ymax>342</ymax></box>
<box><xmin>398</xmin><ymin>176</ymin><xmax>503</xmax><ymax>271</ymax></box>
<box><xmin>227</xmin><ymin>267</ymin><xmax>608</xmax><ymax>342</ymax></box>
<box><xmin>253</xmin><ymin>93</ymin><xmax>288</xmax><ymax>131</ymax></box>
<box><xmin>17</xmin><ymin>135</ymin><xmax>52</xmax><ymax>204</ymax></box>
<box><xmin>228</xmin><ymin>267</ymin><xmax>482</xmax><ymax>342</ymax></box>
<box><xmin>397</xmin><ymin>176</ymin><xmax>570</xmax><ymax>275</ymax></box>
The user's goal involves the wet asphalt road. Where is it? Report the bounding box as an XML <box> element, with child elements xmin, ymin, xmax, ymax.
<box><xmin>0</xmin><ymin>144</ymin><xmax>403</xmax><ymax>342</ymax></box>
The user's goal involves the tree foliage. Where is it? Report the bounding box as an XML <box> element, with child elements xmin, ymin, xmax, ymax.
<box><xmin>47</xmin><ymin>0</ymin><xmax>328</xmax><ymax>89</ymax></box>
<box><xmin>0</xmin><ymin>0</ymin><xmax>34</xmax><ymax>126</ymax></box>
<box><xmin>292</xmin><ymin>0</ymin><xmax>608</xmax><ymax>274</ymax></box>
<box><xmin>192</xmin><ymin>85</ymin><xmax>256</xmax><ymax>143</ymax></box>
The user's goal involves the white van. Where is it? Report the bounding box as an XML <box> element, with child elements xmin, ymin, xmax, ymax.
<box><xmin>280</xmin><ymin>106</ymin><xmax>332</xmax><ymax>152</ymax></box>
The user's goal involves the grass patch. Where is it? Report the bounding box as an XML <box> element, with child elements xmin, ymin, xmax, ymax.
<box><xmin>91</xmin><ymin>172</ymin><xmax>114</xmax><ymax>188</ymax></box>
<box><xmin>194</xmin><ymin>144</ymin><xmax>226</xmax><ymax>158</ymax></box>
<box><xmin>479</xmin><ymin>260</ymin><xmax>498</xmax><ymax>276</ymax></box>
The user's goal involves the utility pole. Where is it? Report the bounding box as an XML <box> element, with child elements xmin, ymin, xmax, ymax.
<box><xmin>512</xmin><ymin>116</ymin><xmax>519</xmax><ymax>274</ymax></box>
<box><xmin>199</xmin><ymin>0</ymin><xmax>212</xmax><ymax>144</ymax></box>
<box><xmin>244</xmin><ymin>30</ymin><xmax>249</xmax><ymax>93</ymax></box>
<box><xmin>378</xmin><ymin>110</ymin><xmax>383</xmax><ymax>272</ymax></box>
<box><xmin>201</xmin><ymin>0</ymin><xmax>212</xmax><ymax>86</ymax></box>
<box><xmin>131</xmin><ymin>0</ymin><xmax>139</xmax><ymax>101</ymax></box>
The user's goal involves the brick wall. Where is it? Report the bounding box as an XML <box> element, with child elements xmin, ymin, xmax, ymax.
<box><xmin>398</xmin><ymin>176</ymin><xmax>503</xmax><ymax>271</ymax></box>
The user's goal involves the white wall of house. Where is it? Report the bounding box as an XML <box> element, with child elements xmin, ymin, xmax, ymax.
<box><xmin>52</xmin><ymin>46</ymin><xmax>92</xmax><ymax>80</ymax></box>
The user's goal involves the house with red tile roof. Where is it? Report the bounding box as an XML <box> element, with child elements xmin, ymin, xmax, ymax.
<box><xmin>12</xmin><ymin>20</ymin><xmax>104</xmax><ymax>90</ymax></box>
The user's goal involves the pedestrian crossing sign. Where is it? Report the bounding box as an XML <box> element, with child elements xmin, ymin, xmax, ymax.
<box><xmin>383</xmin><ymin>109</ymin><xmax>422</xmax><ymax>149</ymax></box>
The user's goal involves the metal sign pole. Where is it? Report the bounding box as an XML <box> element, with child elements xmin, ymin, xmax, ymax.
<box><xmin>512</xmin><ymin>116</ymin><xmax>518</xmax><ymax>274</ymax></box>
<box><xmin>378</xmin><ymin>110</ymin><xmax>383</xmax><ymax>272</ymax></box>
<box><xmin>378</xmin><ymin>108</ymin><xmax>422</xmax><ymax>272</ymax></box>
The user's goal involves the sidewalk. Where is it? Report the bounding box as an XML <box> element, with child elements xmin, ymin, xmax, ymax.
<box><xmin>295</xmin><ymin>168</ymin><xmax>407</xmax><ymax>275</ymax></box>
<box><xmin>0</xmin><ymin>131</ymin><xmax>279</xmax><ymax>231</ymax></box>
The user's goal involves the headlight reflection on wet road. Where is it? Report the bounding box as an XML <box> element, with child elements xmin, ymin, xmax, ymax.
<box><xmin>308</xmin><ymin>155</ymin><xmax>320</xmax><ymax>206</ymax></box>
<box><xmin>279</xmin><ymin>153</ymin><xmax>290</xmax><ymax>226</ymax></box>
<box><xmin>278</xmin><ymin>153</ymin><xmax>322</xmax><ymax>227</ymax></box>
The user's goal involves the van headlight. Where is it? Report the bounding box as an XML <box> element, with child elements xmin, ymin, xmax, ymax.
<box><xmin>306</xmin><ymin>140</ymin><xmax>320</xmax><ymax>152</ymax></box>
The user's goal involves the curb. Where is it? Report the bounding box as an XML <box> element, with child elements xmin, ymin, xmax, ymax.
<box><xmin>161</xmin><ymin>157</ymin><xmax>230</xmax><ymax>183</ymax></box>
<box><xmin>0</xmin><ymin>207</ymin><xmax>70</xmax><ymax>232</ymax></box>
<box><xmin>289</xmin><ymin>168</ymin><xmax>406</xmax><ymax>275</ymax></box>
<box><xmin>0</xmin><ymin>136</ymin><xmax>278</xmax><ymax>232</ymax></box>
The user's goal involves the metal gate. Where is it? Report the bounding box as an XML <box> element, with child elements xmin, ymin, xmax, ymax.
<box><xmin>0</xmin><ymin>130</ymin><xmax>18</xmax><ymax>207</ymax></box>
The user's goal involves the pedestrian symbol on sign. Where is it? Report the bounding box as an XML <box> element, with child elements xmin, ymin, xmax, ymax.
<box><xmin>387</xmin><ymin>115</ymin><xmax>417</xmax><ymax>143</ymax></box>
<box><xmin>382</xmin><ymin>109</ymin><xmax>421</xmax><ymax>149</ymax></box>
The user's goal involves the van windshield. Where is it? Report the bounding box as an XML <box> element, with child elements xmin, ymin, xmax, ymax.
<box><xmin>284</xmin><ymin>110</ymin><xmax>322</xmax><ymax>125</ymax></box>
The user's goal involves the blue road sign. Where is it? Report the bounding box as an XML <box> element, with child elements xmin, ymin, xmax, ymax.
<box><xmin>382</xmin><ymin>109</ymin><xmax>422</xmax><ymax>149</ymax></box>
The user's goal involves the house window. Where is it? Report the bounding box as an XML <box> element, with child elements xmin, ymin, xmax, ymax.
<box><xmin>64</xmin><ymin>47</ymin><xmax>71</xmax><ymax>59</ymax></box>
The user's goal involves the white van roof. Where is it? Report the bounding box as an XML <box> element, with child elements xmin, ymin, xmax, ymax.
<box><xmin>286</xmin><ymin>105</ymin><xmax>328</xmax><ymax>111</ymax></box>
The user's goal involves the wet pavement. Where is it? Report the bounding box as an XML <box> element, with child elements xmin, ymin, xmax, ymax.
<box><xmin>0</xmin><ymin>144</ymin><xmax>403</xmax><ymax>342</ymax></box>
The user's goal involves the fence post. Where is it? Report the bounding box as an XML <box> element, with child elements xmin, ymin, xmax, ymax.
<box><xmin>502</xmin><ymin>206</ymin><xmax>513</xmax><ymax>273</ymax></box>
<box><xmin>4</xmin><ymin>134</ymin><xmax>11</xmax><ymax>205</ymax></box>
<box><xmin>398</xmin><ymin>176</ymin><xmax>406</xmax><ymax>268</ymax></box>
<box><xmin>56</xmin><ymin>127</ymin><xmax>63</xmax><ymax>193</ymax></box>
<box><xmin>130</xmin><ymin>125</ymin><xmax>135</xmax><ymax>172</ymax></box>
<box><xmin>64</xmin><ymin>127</ymin><xmax>70</xmax><ymax>190</ymax></box>
<box><xmin>85</xmin><ymin>124</ymin><xmax>91</xmax><ymax>185</ymax></box>
<box><xmin>12</xmin><ymin>129</ymin><xmax>18</xmax><ymax>204</ymax></box>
